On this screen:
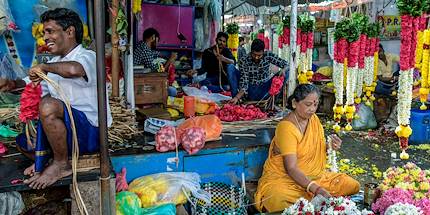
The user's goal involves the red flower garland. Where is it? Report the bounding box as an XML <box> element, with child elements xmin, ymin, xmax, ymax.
<box><xmin>307</xmin><ymin>32</ymin><xmax>314</xmax><ymax>49</ymax></box>
<box><xmin>19</xmin><ymin>84</ymin><xmax>42</xmax><ymax>122</ymax></box>
<box><xmin>400</xmin><ymin>15</ymin><xmax>413</xmax><ymax>71</ymax></box>
<box><xmin>283</xmin><ymin>28</ymin><xmax>290</xmax><ymax>45</ymax></box>
<box><xmin>269</xmin><ymin>75</ymin><xmax>285</xmax><ymax>96</ymax></box>
<box><xmin>297</xmin><ymin>29</ymin><xmax>302</xmax><ymax>48</ymax></box>
<box><xmin>334</xmin><ymin>38</ymin><xmax>348</xmax><ymax>63</ymax></box>
<box><xmin>409</xmin><ymin>17</ymin><xmax>420</xmax><ymax>68</ymax></box>
<box><xmin>348</xmin><ymin>40</ymin><xmax>360</xmax><ymax>67</ymax></box>
<box><xmin>358</xmin><ymin>34</ymin><xmax>368</xmax><ymax>68</ymax></box>
<box><xmin>301</xmin><ymin>32</ymin><xmax>308</xmax><ymax>53</ymax></box>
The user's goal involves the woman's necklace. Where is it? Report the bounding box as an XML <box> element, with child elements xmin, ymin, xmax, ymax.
<box><xmin>293</xmin><ymin>112</ymin><xmax>304</xmax><ymax>134</ymax></box>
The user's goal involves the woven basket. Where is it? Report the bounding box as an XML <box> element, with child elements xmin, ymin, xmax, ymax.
<box><xmin>192</xmin><ymin>182</ymin><xmax>248</xmax><ymax>215</ymax></box>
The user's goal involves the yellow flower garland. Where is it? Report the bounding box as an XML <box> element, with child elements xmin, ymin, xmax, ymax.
<box><xmin>420</xmin><ymin>30</ymin><xmax>430</xmax><ymax>110</ymax></box>
<box><xmin>133</xmin><ymin>0</ymin><xmax>142</xmax><ymax>14</ymax></box>
<box><xmin>228</xmin><ymin>34</ymin><xmax>239</xmax><ymax>60</ymax></box>
<box><xmin>416</xmin><ymin>31</ymin><xmax>424</xmax><ymax>69</ymax></box>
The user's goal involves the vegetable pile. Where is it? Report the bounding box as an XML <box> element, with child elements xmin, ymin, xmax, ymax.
<box><xmin>155</xmin><ymin>126</ymin><xmax>206</xmax><ymax>155</ymax></box>
<box><xmin>215</xmin><ymin>104</ymin><xmax>267</xmax><ymax>122</ymax></box>
<box><xmin>155</xmin><ymin>126</ymin><xmax>179</xmax><ymax>152</ymax></box>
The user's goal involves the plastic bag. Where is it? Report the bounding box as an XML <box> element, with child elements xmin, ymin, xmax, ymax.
<box><xmin>182</xmin><ymin>86</ymin><xmax>231</xmax><ymax>103</ymax></box>
<box><xmin>128</xmin><ymin>172</ymin><xmax>211</xmax><ymax>208</ymax></box>
<box><xmin>141</xmin><ymin>203</ymin><xmax>176</xmax><ymax>215</ymax></box>
<box><xmin>177</xmin><ymin>115</ymin><xmax>222</xmax><ymax>141</ymax></box>
<box><xmin>180</xmin><ymin>127</ymin><xmax>206</xmax><ymax>155</ymax></box>
<box><xmin>352</xmin><ymin>104</ymin><xmax>377</xmax><ymax>130</ymax></box>
<box><xmin>144</xmin><ymin>117</ymin><xmax>184</xmax><ymax>134</ymax></box>
<box><xmin>0</xmin><ymin>192</ymin><xmax>24</xmax><ymax>215</ymax></box>
<box><xmin>0</xmin><ymin>0</ymin><xmax>17</xmax><ymax>35</ymax></box>
<box><xmin>116</xmin><ymin>191</ymin><xmax>142</xmax><ymax>215</ymax></box>
<box><xmin>155</xmin><ymin>126</ymin><xmax>180</xmax><ymax>152</ymax></box>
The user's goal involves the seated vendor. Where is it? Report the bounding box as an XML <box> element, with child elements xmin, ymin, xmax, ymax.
<box><xmin>15</xmin><ymin>8</ymin><xmax>113</xmax><ymax>189</ymax></box>
<box><xmin>199</xmin><ymin>32</ymin><xmax>240</xmax><ymax>96</ymax></box>
<box><xmin>376</xmin><ymin>44</ymin><xmax>400</xmax><ymax>95</ymax></box>
<box><xmin>134</xmin><ymin>27</ymin><xmax>177</xmax><ymax>72</ymax></box>
<box><xmin>254</xmin><ymin>84</ymin><xmax>360</xmax><ymax>212</ymax></box>
<box><xmin>230</xmin><ymin>39</ymin><xmax>288</xmax><ymax>104</ymax></box>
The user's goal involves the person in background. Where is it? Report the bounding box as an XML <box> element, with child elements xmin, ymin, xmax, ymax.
<box><xmin>375</xmin><ymin>44</ymin><xmax>400</xmax><ymax>95</ymax></box>
<box><xmin>378</xmin><ymin>44</ymin><xmax>400</xmax><ymax>83</ymax></box>
<box><xmin>133</xmin><ymin>27</ymin><xmax>177</xmax><ymax>72</ymax></box>
<box><xmin>199</xmin><ymin>32</ymin><xmax>240</xmax><ymax>97</ymax></box>
<box><xmin>254</xmin><ymin>84</ymin><xmax>360</xmax><ymax>212</ymax></box>
<box><xmin>230</xmin><ymin>39</ymin><xmax>288</xmax><ymax>104</ymax></box>
<box><xmin>0</xmin><ymin>78</ymin><xmax>26</xmax><ymax>92</ymax></box>
<box><xmin>237</xmin><ymin>36</ymin><xmax>246</xmax><ymax>61</ymax></box>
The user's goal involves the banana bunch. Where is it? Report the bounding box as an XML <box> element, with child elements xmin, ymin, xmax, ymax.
<box><xmin>32</xmin><ymin>22</ymin><xmax>45</xmax><ymax>46</ymax></box>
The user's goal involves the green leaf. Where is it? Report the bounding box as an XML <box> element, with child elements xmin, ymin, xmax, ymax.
<box><xmin>226</xmin><ymin>23</ymin><xmax>240</xmax><ymax>34</ymax></box>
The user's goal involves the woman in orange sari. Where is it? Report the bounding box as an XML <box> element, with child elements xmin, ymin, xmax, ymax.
<box><xmin>254</xmin><ymin>84</ymin><xmax>360</xmax><ymax>212</ymax></box>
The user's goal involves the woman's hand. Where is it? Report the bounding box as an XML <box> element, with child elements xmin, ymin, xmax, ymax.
<box><xmin>315</xmin><ymin>186</ymin><xmax>331</xmax><ymax>198</ymax></box>
<box><xmin>329</xmin><ymin>134</ymin><xmax>342</xmax><ymax>151</ymax></box>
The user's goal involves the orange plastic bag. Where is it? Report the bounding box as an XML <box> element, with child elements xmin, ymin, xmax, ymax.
<box><xmin>177</xmin><ymin>115</ymin><xmax>222</xmax><ymax>141</ymax></box>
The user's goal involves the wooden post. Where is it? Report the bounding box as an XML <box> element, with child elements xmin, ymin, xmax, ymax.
<box><xmin>111</xmin><ymin>0</ymin><xmax>120</xmax><ymax>98</ymax></box>
<box><xmin>287</xmin><ymin>0</ymin><xmax>298</xmax><ymax>98</ymax></box>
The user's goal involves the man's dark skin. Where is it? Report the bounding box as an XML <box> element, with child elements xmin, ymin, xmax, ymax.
<box><xmin>378</xmin><ymin>45</ymin><xmax>398</xmax><ymax>84</ymax></box>
<box><xmin>23</xmin><ymin>19</ymin><xmax>88</xmax><ymax>189</ymax></box>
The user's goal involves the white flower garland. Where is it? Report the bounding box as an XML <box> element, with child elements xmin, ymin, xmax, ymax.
<box><xmin>333</xmin><ymin>62</ymin><xmax>344</xmax><ymax>105</ymax></box>
<box><xmin>363</xmin><ymin>57</ymin><xmax>374</xmax><ymax>87</ymax></box>
<box><xmin>327</xmin><ymin>136</ymin><xmax>338</xmax><ymax>173</ymax></box>
<box><xmin>300</xmin><ymin>52</ymin><xmax>308</xmax><ymax>72</ymax></box>
<box><xmin>296</xmin><ymin>45</ymin><xmax>301</xmax><ymax>69</ymax></box>
<box><xmin>283</xmin><ymin>45</ymin><xmax>290</xmax><ymax>62</ymax></box>
<box><xmin>355</xmin><ymin>68</ymin><xmax>365</xmax><ymax>99</ymax></box>
<box><xmin>384</xmin><ymin>202</ymin><xmax>422</xmax><ymax>215</ymax></box>
<box><xmin>397</xmin><ymin>69</ymin><xmax>414</xmax><ymax>125</ymax></box>
<box><xmin>346</xmin><ymin>66</ymin><xmax>358</xmax><ymax>105</ymax></box>
<box><xmin>307</xmin><ymin>48</ymin><xmax>313</xmax><ymax>71</ymax></box>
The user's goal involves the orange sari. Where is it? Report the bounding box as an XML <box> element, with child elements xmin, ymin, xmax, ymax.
<box><xmin>254</xmin><ymin>114</ymin><xmax>360</xmax><ymax>212</ymax></box>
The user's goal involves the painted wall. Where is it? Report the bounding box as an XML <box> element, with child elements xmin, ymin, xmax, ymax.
<box><xmin>0</xmin><ymin>0</ymin><xmax>88</xmax><ymax>69</ymax></box>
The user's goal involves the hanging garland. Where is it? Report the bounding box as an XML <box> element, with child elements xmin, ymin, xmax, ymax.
<box><xmin>395</xmin><ymin>0</ymin><xmax>426</xmax><ymax>159</ymax></box>
<box><xmin>297</xmin><ymin>14</ymin><xmax>315</xmax><ymax>84</ymax></box>
<box><xmin>352</xmin><ymin>13</ymin><xmax>369</xmax><ymax>105</ymax></box>
<box><xmin>363</xmin><ymin>23</ymin><xmax>381</xmax><ymax>106</ymax></box>
<box><xmin>417</xmin><ymin>15</ymin><xmax>429</xmax><ymax>110</ymax></box>
<box><xmin>226</xmin><ymin>23</ymin><xmax>240</xmax><ymax>61</ymax></box>
<box><xmin>277</xmin><ymin>16</ymin><xmax>290</xmax><ymax>61</ymax></box>
<box><xmin>332</xmin><ymin>18</ymin><xmax>350</xmax><ymax>133</ymax></box>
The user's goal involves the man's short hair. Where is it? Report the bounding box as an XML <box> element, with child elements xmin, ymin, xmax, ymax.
<box><xmin>251</xmin><ymin>39</ymin><xmax>265</xmax><ymax>52</ymax></box>
<box><xmin>41</xmin><ymin>8</ymin><xmax>83</xmax><ymax>44</ymax></box>
<box><xmin>217</xmin><ymin>32</ymin><xmax>229</xmax><ymax>40</ymax></box>
<box><xmin>143</xmin><ymin>28</ymin><xmax>160</xmax><ymax>40</ymax></box>
<box><xmin>239</xmin><ymin>37</ymin><xmax>244</xmax><ymax>42</ymax></box>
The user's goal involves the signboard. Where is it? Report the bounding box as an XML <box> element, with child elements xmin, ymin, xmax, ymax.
<box><xmin>377</xmin><ymin>15</ymin><xmax>401</xmax><ymax>40</ymax></box>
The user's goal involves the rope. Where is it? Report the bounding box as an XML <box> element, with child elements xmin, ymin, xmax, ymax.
<box><xmin>215</xmin><ymin>45</ymin><xmax>227</xmax><ymax>92</ymax></box>
<box><xmin>34</xmin><ymin>69</ymin><xmax>89</xmax><ymax>215</ymax></box>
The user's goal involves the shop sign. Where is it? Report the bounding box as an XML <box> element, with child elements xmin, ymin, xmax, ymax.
<box><xmin>377</xmin><ymin>15</ymin><xmax>401</xmax><ymax>40</ymax></box>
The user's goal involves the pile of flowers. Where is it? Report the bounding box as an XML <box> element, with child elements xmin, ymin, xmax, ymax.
<box><xmin>385</xmin><ymin>203</ymin><xmax>422</xmax><ymax>215</ymax></box>
<box><xmin>372</xmin><ymin>163</ymin><xmax>430</xmax><ymax>214</ymax></box>
<box><xmin>215</xmin><ymin>104</ymin><xmax>267</xmax><ymax>122</ymax></box>
<box><xmin>283</xmin><ymin>196</ymin><xmax>374</xmax><ymax>215</ymax></box>
<box><xmin>19</xmin><ymin>84</ymin><xmax>42</xmax><ymax>122</ymax></box>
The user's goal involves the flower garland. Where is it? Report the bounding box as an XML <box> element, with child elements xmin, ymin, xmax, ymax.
<box><xmin>362</xmin><ymin>24</ymin><xmax>381</xmax><ymax>106</ymax></box>
<box><xmin>19</xmin><ymin>84</ymin><xmax>42</xmax><ymax>122</ymax></box>
<box><xmin>226</xmin><ymin>23</ymin><xmax>240</xmax><ymax>60</ymax></box>
<box><xmin>297</xmin><ymin>15</ymin><xmax>315</xmax><ymax>84</ymax></box>
<box><xmin>327</xmin><ymin>136</ymin><xmax>338</xmax><ymax>173</ymax></box>
<box><xmin>332</xmin><ymin>37</ymin><xmax>348</xmax><ymax>132</ymax></box>
<box><xmin>395</xmin><ymin>12</ymin><xmax>420</xmax><ymax>160</ymax></box>
<box><xmin>419</xmin><ymin>29</ymin><xmax>430</xmax><ymax>110</ymax></box>
<box><xmin>353</xmin><ymin>14</ymin><xmax>370</xmax><ymax>105</ymax></box>
<box><xmin>345</xmin><ymin>25</ymin><xmax>361</xmax><ymax>131</ymax></box>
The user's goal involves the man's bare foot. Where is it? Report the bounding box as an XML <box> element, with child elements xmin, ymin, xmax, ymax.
<box><xmin>24</xmin><ymin>164</ymin><xmax>35</xmax><ymax>176</ymax></box>
<box><xmin>24</xmin><ymin>161</ymin><xmax>71</xmax><ymax>189</ymax></box>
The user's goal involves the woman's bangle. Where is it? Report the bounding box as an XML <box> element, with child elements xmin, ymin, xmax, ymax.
<box><xmin>314</xmin><ymin>186</ymin><xmax>322</xmax><ymax>194</ymax></box>
<box><xmin>306</xmin><ymin>181</ymin><xmax>316</xmax><ymax>193</ymax></box>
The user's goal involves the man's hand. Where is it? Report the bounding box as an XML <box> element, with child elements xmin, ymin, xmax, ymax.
<box><xmin>186</xmin><ymin>69</ymin><xmax>197</xmax><ymax>77</ymax></box>
<box><xmin>29</xmin><ymin>65</ymin><xmax>46</xmax><ymax>84</ymax></box>
<box><xmin>0</xmin><ymin>78</ymin><xmax>15</xmax><ymax>92</ymax></box>
<box><xmin>229</xmin><ymin>97</ymin><xmax>239</xmax><ymax>105</ymax></box>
